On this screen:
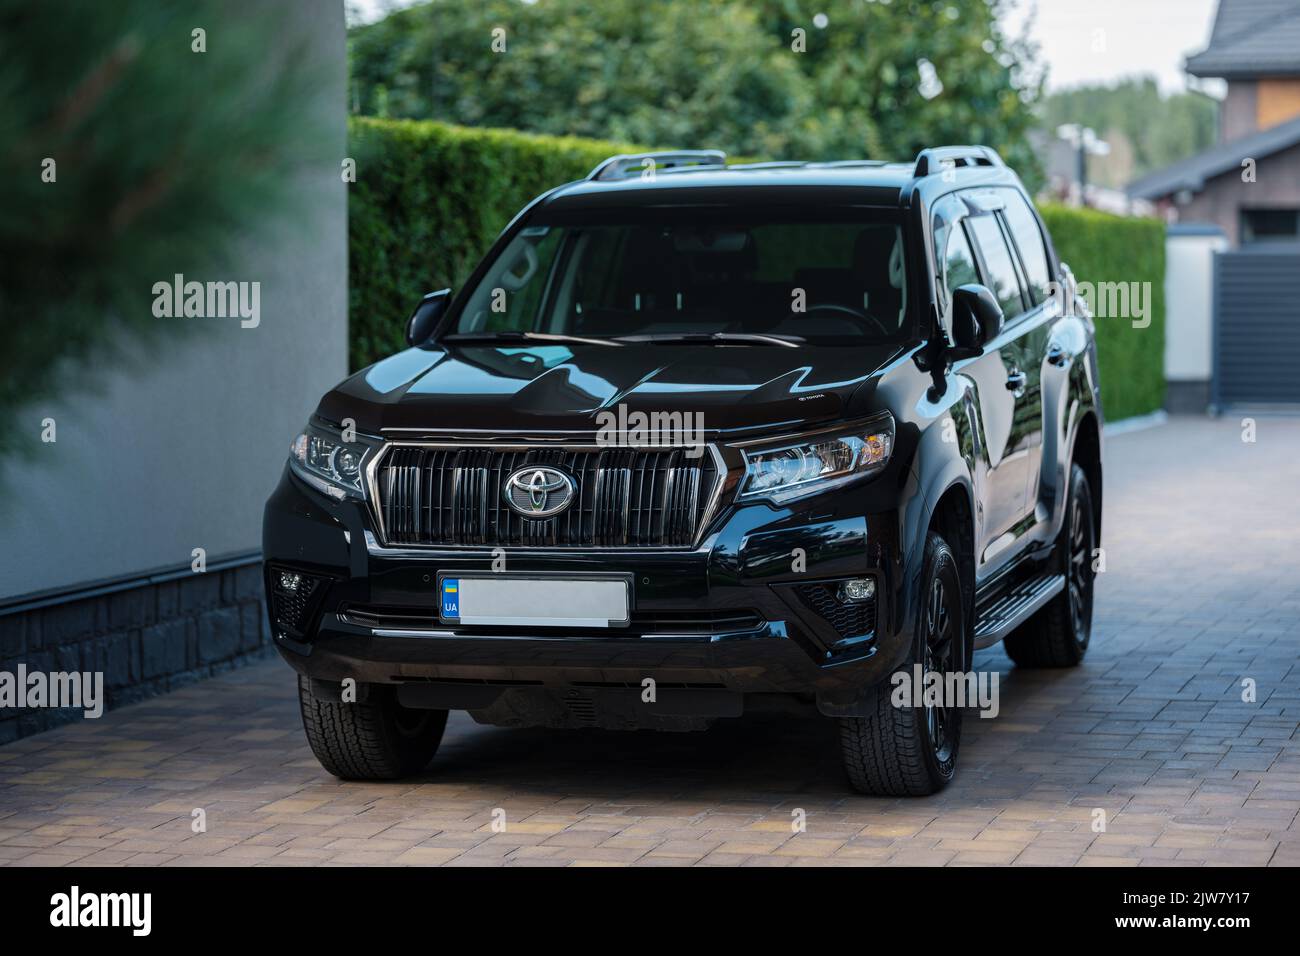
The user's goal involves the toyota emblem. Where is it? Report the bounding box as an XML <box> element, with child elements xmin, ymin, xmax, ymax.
<box><xmin>503</xmin><ymin>466</ymin><xmax>577</xmax><ymax>518</ymax></box>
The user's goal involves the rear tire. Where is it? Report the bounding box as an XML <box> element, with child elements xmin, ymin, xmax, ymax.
<box><xmin>839</xmin><ymin>531</ymin><xmax>965</xmax><ymax>796</ymax></box>
<box><xmin>1004</xmin><ymin>462</ymin><xmax>1096</xmax><ymax>668</ymax></box>
<box><xmin>298</xmin><ymin>676</ymin><xmax>448</xmax><ymax>780</ymax></box>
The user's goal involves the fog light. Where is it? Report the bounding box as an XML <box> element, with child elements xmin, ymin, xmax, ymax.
<box><xmin>839</xmin><ymin>578</ymin><xmax>875</xmax><ymax>603</ymax></box>
<box><xmin>269</xmin><ymin>566</ymin><xmax>326</xmax><ymax>640</ymax></box>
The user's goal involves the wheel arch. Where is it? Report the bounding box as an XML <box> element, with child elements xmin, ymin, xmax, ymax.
<box><xmin>1069</xmin><ymin>410</ymin><xmax>1103</xmax><ymax>543</ymax></box>
<box><xmin>925</xmin><ymin>481</ymin><xmax>976</xmax><ymax>658</ymax></box>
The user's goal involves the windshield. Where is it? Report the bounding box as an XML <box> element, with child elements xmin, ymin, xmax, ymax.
<box><xmin>447</xmin><ymin>206</ymin><xmax>910</xmax><ymax>345</ymax></box>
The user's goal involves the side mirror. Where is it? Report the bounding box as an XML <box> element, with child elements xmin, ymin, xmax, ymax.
<box><xmin>405</xmin><ymin>289</ymin><xmax>452</xmax><ymax>347</ymax></box>
<box><xmin>950</xmin><ymin>284</ymin><xmax>1004</xmax><ymax>354</ymax></box>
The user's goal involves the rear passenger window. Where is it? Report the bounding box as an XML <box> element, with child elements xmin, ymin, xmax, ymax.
<box><xmin>967</xmin><ymin>214</ymin><xmax>1024</xmax><ymax>320</ymax></box>
<box><xmin>1003</xmin><ymin>193</ymin><xmax>1052</xmax><ymax>303</ymax></box>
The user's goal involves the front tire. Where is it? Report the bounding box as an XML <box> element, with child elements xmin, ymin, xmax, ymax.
<box><xmin>298</xmin><ymin>676</ymin><xmax>448</xmax><ymax>780</ymax></box>
<box><xmin>1004</xmin><ymin>462</ymin><xmax>1096</xmax><ymax>668</ymax></box>
<box><xmin>839</xmin><ymin>531</ymin><xmax>965</xmax><ymax>796</ymax></box>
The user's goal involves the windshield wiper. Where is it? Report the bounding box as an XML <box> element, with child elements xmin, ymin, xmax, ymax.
<box><xmin>611</xmin><ymin>332</ymin><xmax>805</xmax><ymax>348</ymax></box>
<box><xmin>441</xmin><ymin>331</ymin><xmax>622</xmax><ymax>347</ymax></box>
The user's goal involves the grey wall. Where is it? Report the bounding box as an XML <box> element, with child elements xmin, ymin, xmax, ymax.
<box><xmin>1221</xmin><ymin>81</ymin><xmax>1258</xmax><ymax>143</ymax></box>
<box><xmin>0</xmin><ymin>2</ymin><xmax>348</xmax><ymax>602</ymax></box>
<box><xmin>1177</xmin><ymin>143</ymin><xmax>1300</xmax><ymax>246</ymax></box>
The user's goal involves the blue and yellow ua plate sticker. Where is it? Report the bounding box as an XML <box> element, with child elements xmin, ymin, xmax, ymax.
<box><xmin>439</xmin><ymin>580</ymin><xmax>460</xmax><ymax>616</ymax></box>
<box><xmin>441</xmin><ymin>579</ymin><xmax>459</xmax><ymax>619</ymax></box>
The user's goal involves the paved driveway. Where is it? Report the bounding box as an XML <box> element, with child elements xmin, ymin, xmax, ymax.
<box><xmin>2</xmin><ymin>416</ymin><xmax>1297</xmax><ymax>866</ymax></box>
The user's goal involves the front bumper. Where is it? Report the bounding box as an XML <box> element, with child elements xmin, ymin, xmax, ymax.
<box><xmin>263</xmin><ymin>463</ymin><xmax>915</xmax><ymax>715</ymax></box>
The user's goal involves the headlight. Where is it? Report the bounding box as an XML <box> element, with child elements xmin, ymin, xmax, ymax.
<box><xmin>288</xmin><ymin>420</ymin><xmax>377</xmax><ymax>500</ymax></box>
<box><xmin>737</xmin><ymin>416</ymin><xmax>894</xmax><ymax>504</ymax></box>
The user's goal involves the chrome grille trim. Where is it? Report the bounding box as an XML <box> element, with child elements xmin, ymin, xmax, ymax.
<box><xmin>365</xmin><ymin>442</ymin><xmax>727</xmax><ymax>550</ymax></box>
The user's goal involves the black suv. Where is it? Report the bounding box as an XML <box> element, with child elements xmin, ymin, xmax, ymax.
<box><xmin>264</xmin><ymin>146</ymin><xmax>1102</xmax><ymax>795</ymax></box>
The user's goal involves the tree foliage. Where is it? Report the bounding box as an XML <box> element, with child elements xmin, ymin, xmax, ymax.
<box><xmin>752</xmin><ymin>0</ymin><xmax>1043</xmax><ymax>177</ymax></box>
<box><xmin>0</xmin><ymin>0</ymin><xmax>331</xmax><ymax>473</ymax></box>
<box><xmin>349</xmin><ymin>0</ymin><xmax>1042</xmax><ymax>177</ymax></box>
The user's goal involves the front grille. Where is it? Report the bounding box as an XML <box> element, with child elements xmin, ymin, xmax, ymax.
<box><xmin>373</xmin><ymin>445</ymin><xmax>722</xmax><ymax>548</ymax></box>
<box><xmin>795</xmin><ymin>581</ymin><xmax>877</xmax><ymax>640</ymax></box>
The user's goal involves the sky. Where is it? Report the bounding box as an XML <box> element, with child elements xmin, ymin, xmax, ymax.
<box><xmin>1003</xmin><ymin>0</ymin><xmax>1221</xmax><ymax>94</ymax></box>
<box><xmin>347</xmin><ymin>0</ymin><xmax>1223</xmax><ymax>95</ymax></box>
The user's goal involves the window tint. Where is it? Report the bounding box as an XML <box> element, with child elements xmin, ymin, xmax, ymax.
<box><xmin>967</xmin><ymin>214</ymin><xmax>1024</xmax><ymax>319</ymax></box>
<box><xmin>458</xmin><ymin>226</ymin><xmax>564</xmax><ymax>333</ymax></box>
<box><xmin>452</xmin><ymin>209</ymin><xmax>911</xmax><ymax>344</ymax></box>
<box><xmin>1002</xmin><ymin>192</ymin><xmax>1052</xmax><ymax>302</ymax></box>
<box><xmin>750</xmin><ymin>222</ymin><xmax>867</xmax><ymax>280</ymax></box>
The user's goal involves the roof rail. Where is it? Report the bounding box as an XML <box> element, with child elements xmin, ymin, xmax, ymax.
<box><xmin>913</xmin><ymin>145</ymin><xmax>1004</xmax><ymax>178</ymax></box>
<box><xmin>588</xmin><ymin>149</ymin><xmax>727</xmax><ymax>181</ymax></box>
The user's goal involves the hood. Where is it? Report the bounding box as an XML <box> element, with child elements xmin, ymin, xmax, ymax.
<box><xmin>318</xmin><ymin>342</ymin><xmax>905</xmax><ymax>438</ymax></box>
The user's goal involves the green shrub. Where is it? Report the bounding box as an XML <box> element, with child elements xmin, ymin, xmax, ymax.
<box><xmin>348</xmin><ymin>117</ymin><xmax>639</xmax><ymax>369</ymax></box>
<box><xmin>1039</xmin><ymin>204</ymin><xmax>1166</xmax><ymax>421</ymax></box>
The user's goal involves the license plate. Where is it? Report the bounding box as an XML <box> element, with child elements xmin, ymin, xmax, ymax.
<box><xmin>438</xmin><ymin>575</ymin><xmax>630</xmax><ymax>627</ymax></box>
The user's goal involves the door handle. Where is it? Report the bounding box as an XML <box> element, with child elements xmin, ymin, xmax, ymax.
<box><xmin>1005</xmin><ymin>369</ymin><xmax>1027</xmax><ymax>391</ymax></box>
<box><xmin>1046</xmin><ymin>343</ymin><xmax>1067</xmax><ymax>367</ymax></box>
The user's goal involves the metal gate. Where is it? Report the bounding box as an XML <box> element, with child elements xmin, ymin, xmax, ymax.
<box><xmin>1213</xmin><ymin>247</ymin><xmax>1300</xmax><ymax>408</ymax></box>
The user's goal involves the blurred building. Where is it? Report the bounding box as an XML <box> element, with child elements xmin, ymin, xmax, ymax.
<box><xmin>1035</xmin><ymin>129</ymin><xmax>1154</xmax><ymax>217</ymax></box>
<box><xmin>1129</xmin><ymin>0</ymin><xmax>1300</xmax><ymax>244</ymax></box>
<box><xmin>1129</xmin><ymin>0</ymin><xmax>1300</xmax><ymax>413</ymax></box>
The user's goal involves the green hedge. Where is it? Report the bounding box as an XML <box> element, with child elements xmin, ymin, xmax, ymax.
<box><xmin>349</xmin><ymin>117</ymin><xmax>639</xmax><ymax>369</ymax></box>
<box><xmin>349</xmin><ymin>119</ymin><xmax>1166</xmax><ymax>421</ymax></box>
<box><xmin>1039</xmin><ymin>204</ymin><xmax>1166</xmax><ymax>421</ymax></box>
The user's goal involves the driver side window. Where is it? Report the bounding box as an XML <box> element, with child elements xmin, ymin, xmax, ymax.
<box><xmin>458</xmin><ymin>228</ymin><xmax>562</xmax><ymax>333</ymax></box>
<box><xmin>942</xmin><ymin>226</ymin><xmax>980</xmax><ymax>328</ymax></box>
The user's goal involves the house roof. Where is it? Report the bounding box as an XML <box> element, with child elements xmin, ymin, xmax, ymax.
<box><xmin>1127</xmin><ymin>113</ymin><xmax>1300</xmax><ymax>198</ymax></box>
<box><xmin>1185</xmin><ymin>0</ymin><xmax>1300</xmax><ymax>78</ymax></box>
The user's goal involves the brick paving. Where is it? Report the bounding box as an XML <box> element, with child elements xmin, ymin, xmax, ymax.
<box><xmin>1</xmin><ymin>415</ymin><xmax>1297</xmax><ymax>866</ymax></box>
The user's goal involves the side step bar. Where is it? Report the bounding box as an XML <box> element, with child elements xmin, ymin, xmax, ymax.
<box><xmin>973</xmin><ymin>573</ymin><xmax>1064</xmax><ymax>649</ymax></box>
